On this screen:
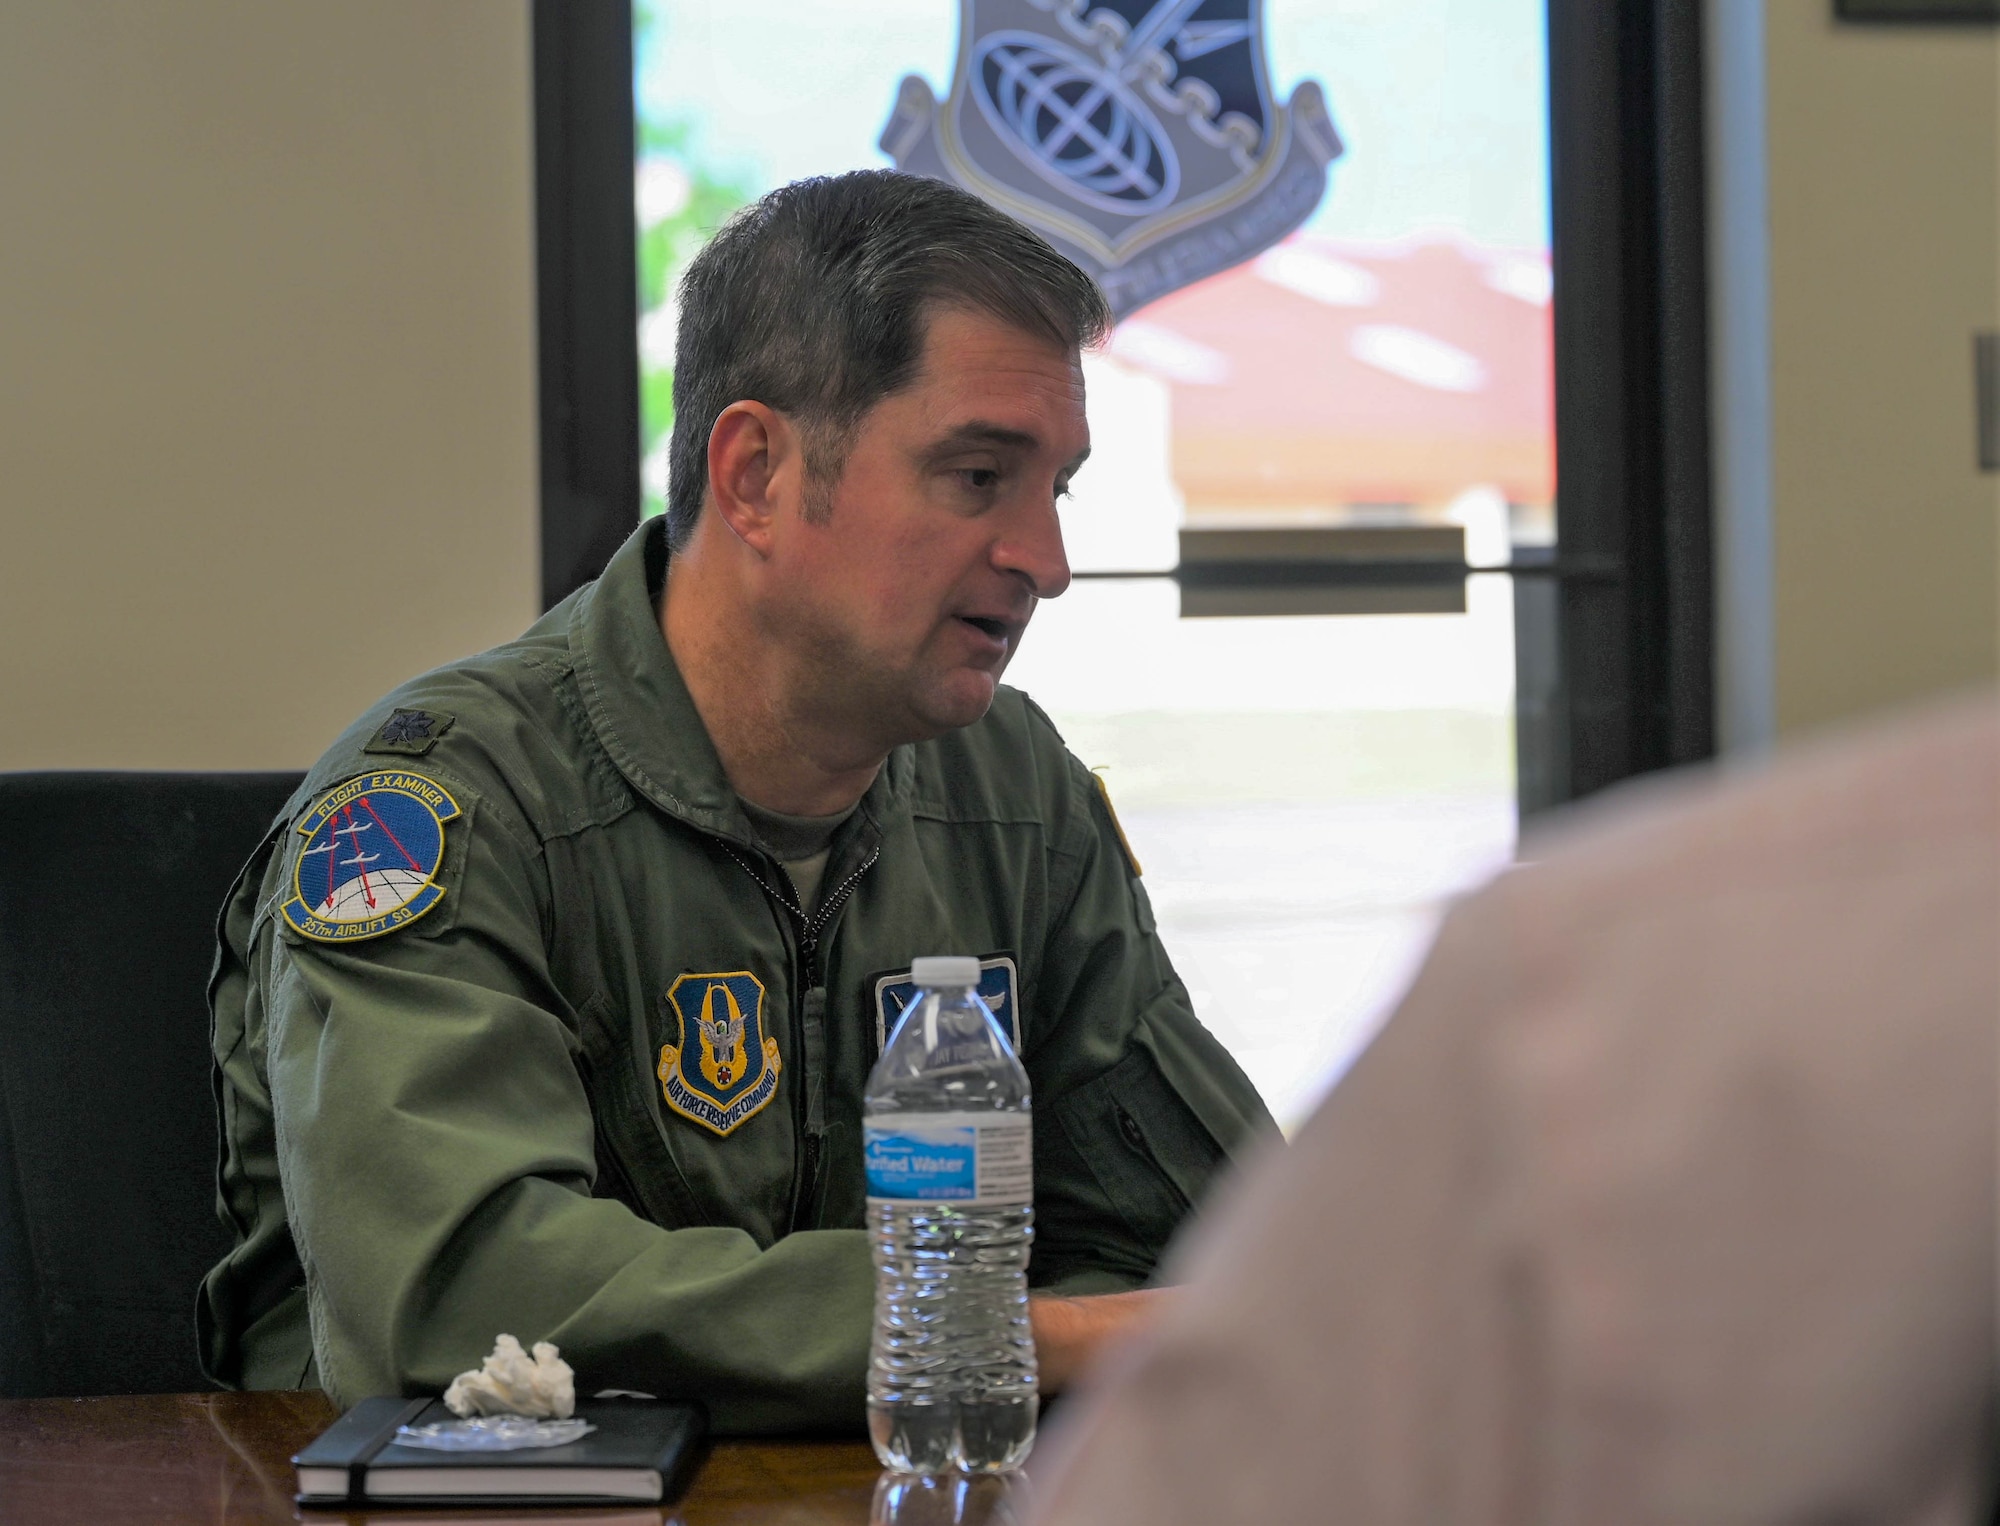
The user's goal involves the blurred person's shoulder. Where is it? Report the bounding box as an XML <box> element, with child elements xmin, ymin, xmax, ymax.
<box><xmin>1501</xmin><ymin>688</ymin><xmax>1998</xmax><ymax>924</ymax></box>
<box><xmin>1029</xmin><ymin>692</ymin><xmax>1997</xmax><ymax>1526</ymax></box>
<box><xmin>1420</xmin><ymin>687</ymin><xmax>2000</xmax><ymax>1141</ymax></box>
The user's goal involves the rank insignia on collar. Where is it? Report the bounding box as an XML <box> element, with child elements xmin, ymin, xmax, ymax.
<box><xmin>281</xmin><ymin>772</ymin><xmax>460</xmax><ymax>943</ymax></box>
<box><xmin>874</xmin><ymin>955</ymin><xmax>1020</xmax><ymax>1053</ymax></box>
<box><xmin>364</xmin><ymin>707</ymin><xmax>456</xmax><ymax>757</ymax></box>
<box><xmin>658</xmin><ymin>972</ymin><xmax>782</xmax><ymax>1137</ymax></box>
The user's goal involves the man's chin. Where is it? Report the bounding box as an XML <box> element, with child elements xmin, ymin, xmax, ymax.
<box><xmin>908</xmin><ymin>671</ymin><xmax>1000</xmax><ymax>738</ymax></box>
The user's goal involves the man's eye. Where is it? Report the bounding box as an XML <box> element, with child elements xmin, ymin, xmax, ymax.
<box><xmin>956</xmin><ymin>467</ymin><xmax>1001</xmax><ymax>490</ymax></box>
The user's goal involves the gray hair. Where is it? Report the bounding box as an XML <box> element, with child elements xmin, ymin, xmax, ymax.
<box><xmin>666</xmin><ymin>170</ymin><xmax>1111</xmax><ymax>549</ymax></box>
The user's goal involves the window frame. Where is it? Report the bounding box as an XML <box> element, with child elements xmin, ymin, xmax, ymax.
<box><xmin>530</xmin><ymin>0</ymin><xmax>1717</xmax><ymax>806</ymax></box>
<box><xmin>1532</xmin><ymin>0</ymin><xmax>1716</xmax><ymax>807</ymax></box>
<box><xmin>534</xmin><ymin>0</ymin><xmax>642</xmax><ymax>612</ymax></box>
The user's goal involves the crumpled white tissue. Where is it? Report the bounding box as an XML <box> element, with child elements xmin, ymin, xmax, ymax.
<box><xmin>443</xmin><ymin>1334</ymin><xmax>577</xmax><ymax>1420</ymax></box>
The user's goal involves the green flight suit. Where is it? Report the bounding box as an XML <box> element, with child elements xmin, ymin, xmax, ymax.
<box><xmin>200</xmin><ymin>519</ymin><xmax>1275</xmax><ymax>1434</ymax></box>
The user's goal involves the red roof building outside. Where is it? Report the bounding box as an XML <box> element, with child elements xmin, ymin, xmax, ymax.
<box><xmin>1111</xmin><ymin>232</ymin><xmax>1556</xmax><ymax>526</ymax></box>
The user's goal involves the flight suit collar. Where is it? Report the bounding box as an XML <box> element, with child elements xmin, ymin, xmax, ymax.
<box><xmin>569</xmin><ymin>520</ymin><xmax>915</xmax><ymax>846</ymax></box>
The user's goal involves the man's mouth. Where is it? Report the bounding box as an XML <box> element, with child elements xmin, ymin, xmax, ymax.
<box><xmin>959</xmin><ymin>616</ymin><xmax>1009</xmax><ymax>642</ymax></box>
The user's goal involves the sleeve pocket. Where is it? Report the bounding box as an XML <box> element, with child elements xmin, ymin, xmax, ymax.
<box><xmin>1047</xmin><ymin>1045</ymin><xmax>1226</xmax><ymax>1270</ymax></box>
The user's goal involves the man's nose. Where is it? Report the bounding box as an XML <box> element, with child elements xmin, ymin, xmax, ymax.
<box><xmin>993</xmin><ymin>493</ymin><xmax>1072</xmax><ymax>600</ymax></box>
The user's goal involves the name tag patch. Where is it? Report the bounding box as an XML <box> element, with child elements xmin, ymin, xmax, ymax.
<box><xmin>873</xmin><ymin>955</ymin><xmax>1019</xmax><ymax>1052</ymax></box>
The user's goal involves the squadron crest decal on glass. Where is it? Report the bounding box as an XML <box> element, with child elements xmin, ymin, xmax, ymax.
<box><xmin>880</xmin><ymin>1</ymin><xmax>1343</xmax><ymax>316</ymax></box>
<box><xmin>658</xmin><ymin>972</ymin><xmax>783</xmax><ymax>1137</ymax></box>
<box><xmin>281</xmin><ymin>772</ymin><xmax>461</xmax><ymax>943</ymax></box>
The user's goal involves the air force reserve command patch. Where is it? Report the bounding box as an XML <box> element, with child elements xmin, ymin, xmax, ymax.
<box><xmin>658</xmin><ymin>972</ymin><xmax>783</xmax><ymax>1137</ymax></box>
<box><xmin>280</xmin><ymin>772</ymin><xmax>461</xmax><ymax>943</ymax></box>
<box><xmin>875</xmin><ymin>956</ymin><xmax>1020</xmax><ymax>1052</ymax></box>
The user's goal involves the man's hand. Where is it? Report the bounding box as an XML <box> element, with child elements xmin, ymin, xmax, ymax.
<box><xmin>1029</xmin><ymin>1289</ymin><xmax>1174</xmax><ymax>1394</ymax></box>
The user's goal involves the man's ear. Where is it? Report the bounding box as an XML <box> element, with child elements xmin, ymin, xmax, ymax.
<box><xmin>706</xmin><ymin>401</ymin><xmax>803</xmax><ymax>555</ymax></box>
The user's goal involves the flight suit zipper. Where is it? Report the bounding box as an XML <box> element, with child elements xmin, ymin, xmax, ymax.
<box><xmin>719</xmin><ymin>840</ymin><xmax>880</xmax><ymax>1234</ymax></box>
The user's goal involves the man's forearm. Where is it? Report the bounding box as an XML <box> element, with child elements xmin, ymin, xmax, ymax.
<box><xmin>1029</xmin><ymin>1289</ymin><xmax>1173</xmax><ymax>1393</ymax></box>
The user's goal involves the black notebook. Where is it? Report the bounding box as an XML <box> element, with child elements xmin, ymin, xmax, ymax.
<box><xmin>293</xmin><ymin>1397</ymin><xmax>706</xmax><ymax>1508</ymax></box>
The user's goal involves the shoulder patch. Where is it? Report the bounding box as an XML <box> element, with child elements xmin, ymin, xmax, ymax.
<box><xmin>364</xmin><ymin>707</ymin><xmax>456</xmax><ymax>756</ymax></box>
<box><xmin>1090</xmin><ymin>768</ymin><xmax>1143</xmax><ymax>878</ymax></box>
<box><xmin>657</xmin><ymin>972</ymin><xmax>782</xmax><ymax>1136</ymax></box>
<box><xmin>280</xmin><ymin>772</ymin><xmax>461</xmax><ymax>943</ymax></box>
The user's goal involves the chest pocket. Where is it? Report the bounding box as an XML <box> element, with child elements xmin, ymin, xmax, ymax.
<box><xmin>572</xmin><ymin>992</ymin><xmax>704</xmax><ymax>1230</ymax></box>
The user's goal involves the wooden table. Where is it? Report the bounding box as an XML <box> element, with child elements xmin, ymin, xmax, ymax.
<box><xmin>0</xmin><ymin>1391</ymin><xmax>967</xmax><ymax>1525</ymax></box>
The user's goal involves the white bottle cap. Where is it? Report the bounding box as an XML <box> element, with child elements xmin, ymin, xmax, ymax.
<box><xmin>911</xmin><ymin>955</ymin><xmax>981</xmax><ymax>988</ymax></box>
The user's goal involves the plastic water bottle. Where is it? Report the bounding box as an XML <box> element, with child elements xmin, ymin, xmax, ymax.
<box><xmin>864</xmin><ymin>955</ymin><xmax>1036</xmax><ymax>1475</ymax></box>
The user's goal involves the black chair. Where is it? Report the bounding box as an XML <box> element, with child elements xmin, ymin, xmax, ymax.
<box><xmin>0</xmin><ymin>771</ymin><xmax>304</xmax><ymax>1397</ymax></box>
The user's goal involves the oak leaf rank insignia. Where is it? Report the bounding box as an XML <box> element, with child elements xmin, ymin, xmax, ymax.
<box><xmin>364</xmin><ymin>707</ymin><xmax>456</xmax><ymax>757</ymax></box>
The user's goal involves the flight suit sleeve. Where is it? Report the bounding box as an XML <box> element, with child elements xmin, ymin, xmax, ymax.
<box><xmin>259</xmin><ymin>780</ymin><xmax>871</xmax><ymax>1434</ymax></box>
<box><xmin>1025</xmin><ymin>757</ymin><xmax>1280</xmax><ymax>1294</ymax></box>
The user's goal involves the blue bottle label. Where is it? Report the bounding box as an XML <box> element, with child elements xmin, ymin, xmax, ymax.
<box><xmin>863</xmin><ymin>1113</ymin><xmax>1032</xmax><ymax>1205</ymax></box>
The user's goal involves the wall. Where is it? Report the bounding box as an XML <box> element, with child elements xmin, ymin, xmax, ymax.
<box><xmin>0</xmin><ymin>2</ymin><xmax>538</xmax><ymax>772</ymax></box>
<box><xmin>1755</xmin><ymin>4</ymin><xmax>1999</xmax><ymax>740</ymax></box>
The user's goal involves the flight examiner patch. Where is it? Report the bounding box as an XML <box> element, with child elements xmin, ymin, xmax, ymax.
<box><xmin>658</xmin><ymin>971</ymin><xmax>782</xmax><ymax>1137</ymax></box>
<box><xmin>281</xmin><ymin>772</ymin><xmax>461</xmax><ymax>943</ymax></box>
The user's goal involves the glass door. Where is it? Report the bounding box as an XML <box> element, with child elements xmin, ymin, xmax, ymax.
<box><xmin>633</xmin><ymin>0</ymin><xmax>1552</xmax><ymax>1126</ymax></box>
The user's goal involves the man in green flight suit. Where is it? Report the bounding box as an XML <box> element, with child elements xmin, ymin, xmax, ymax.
<box><xmin>200</xmin><ymin>170</ymin><xmax>1276</xmax><ymax>1433</ymax></box>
